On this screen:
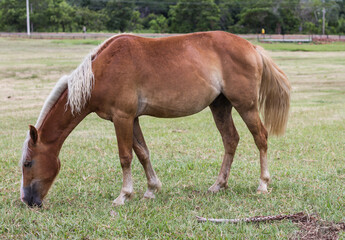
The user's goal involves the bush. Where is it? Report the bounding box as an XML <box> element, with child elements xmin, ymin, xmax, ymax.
<box><xmin>337</xmin><ymin>17</ymin><xmax>345</xmax><ymax>34</ymax></box>
<box><xmin>169</xmin><ymin>0</ymin><xmax>220</xmax><ymax>33</ymax></box>
<box><xmin>149</xmin><ymin>15</ymin><xmax>168</xmax><ymax>33</ymax></box>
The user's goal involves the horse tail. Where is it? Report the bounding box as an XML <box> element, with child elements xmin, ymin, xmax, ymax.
<box><xmin>66</xmin><ymin>52</ymin><xmax>95</xmax><ymax>114</ymax></box>
<box><xmin>256</xmin><ymin>46</ymin><xmax>291</xmax><ymax>136</ymax></box>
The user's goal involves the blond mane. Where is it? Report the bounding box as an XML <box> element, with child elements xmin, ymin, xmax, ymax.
<box><xmin>34</xmin><ymin>35</ymin><xmax>124</xmax><ymax>129</ymax></box>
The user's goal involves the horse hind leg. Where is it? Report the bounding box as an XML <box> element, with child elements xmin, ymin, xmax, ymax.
<box><xmin>236</xmin><ymin>106</ymin><xmax>270</xmax><ymax>194</ymax></box>
<box><xmin>133</xmin><ymin>118</ymin><xmax>162</xmax><ymax>199</ymax></box>
<box><xmin>208</xmin><ymin>95</ymin><xmax>239</xmax><ymax>193</ymax></box>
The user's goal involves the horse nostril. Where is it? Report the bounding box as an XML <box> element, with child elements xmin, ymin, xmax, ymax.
<box><xmin>33</xmin><ymin>198</ymin><xmax>43</xmax><ymax>208</ymax></box>
<box><xmin>35</xmin><ymin>201</ymin><xmax>43</xmax><ymax>208</ymax></box>
<box><xmin>21</xmin><ymin>184</ymin><xmax>42</xmax><ymax>208</ymax></box>
<box><xmin>26</xmin><ymin>197</ymin><xmax>43</xmax><ymax>208</ymax></box>
<box><xmin>27</xmin><ymin>201</ymin><xmax>34</xmax><ymax>207</ymax></box>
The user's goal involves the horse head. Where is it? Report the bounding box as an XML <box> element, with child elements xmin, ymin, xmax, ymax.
<box><xmin>20</xmin><ymin>125</ymin><xmax>60</xmax><ymax>207</ymax></box>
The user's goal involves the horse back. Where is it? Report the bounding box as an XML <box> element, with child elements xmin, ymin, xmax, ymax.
<box><xmin>90</xmin><ymin>32</ymin><xmax>262</xmax><ymax>118</ymax></box>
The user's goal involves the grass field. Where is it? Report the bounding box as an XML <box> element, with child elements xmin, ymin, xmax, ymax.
<box><xmin>257</xmin><ymin>41</ymin><xmax>345</xmax><ymax>52</ymax></box>
<box><xmin>0</xmin><ymin>37</ymin><xmax>344</xmax><ymax>239</ymax></box>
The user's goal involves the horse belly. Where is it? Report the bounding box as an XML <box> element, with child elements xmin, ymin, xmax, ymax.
<box><xmin>139</xmin><ymin>80</ymin><xmax>221</xmax><ymax>118</ymax></box>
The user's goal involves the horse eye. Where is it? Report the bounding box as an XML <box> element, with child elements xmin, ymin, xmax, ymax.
<box><xmin>23</xmin><ymin>161</ymin><xmax>32</xmax><ymax>168</ymax></box>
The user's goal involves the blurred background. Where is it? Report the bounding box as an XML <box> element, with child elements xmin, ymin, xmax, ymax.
<box><xmin>0</xmin><ymin>0</ymin><xmax>344</xmax><ymax>35</ymax></box>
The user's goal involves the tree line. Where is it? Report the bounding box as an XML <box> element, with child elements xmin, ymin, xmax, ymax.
<box><xmin>0</xmin><ymin>0</ymin><xmax>345</xmax><ymax>34</ymax></box>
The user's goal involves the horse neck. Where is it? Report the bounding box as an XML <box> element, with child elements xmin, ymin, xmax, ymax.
<box><xmin>38</xmin><ymin>89</ymin><xmax>91</xmax><ymax>155</ymax></box>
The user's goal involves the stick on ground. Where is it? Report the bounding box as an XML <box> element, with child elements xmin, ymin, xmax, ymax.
<box><xmin>196</xmin><ymin>212</ymin><xmax>345</xmax><ymax>240</ymax></box>
<box><xmin>196</xmin><ymin>212</ymin><xmax>305</xmax><ymax>224</ymax></box>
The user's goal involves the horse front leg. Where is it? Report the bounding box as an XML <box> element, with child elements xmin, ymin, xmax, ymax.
<box><xmin>112</xmin><ymin>116</ymin><xmax>135</xmax><ymax>206</ymax></box>
<box><xmin>133</xmin><ymin>118</ymin><xmax>162</xmax><ymax>199</ymax></box>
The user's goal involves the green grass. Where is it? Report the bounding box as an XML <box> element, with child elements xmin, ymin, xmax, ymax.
<box><xmin>255</xmin><ymin>41</ymin><xmax>345</xmax><ymax>51</ymax></box>
<box><xmin>51</xmin><ymin>39</ymin><xmax>103</xmax><ymax>46</ymax></box>
<box><xmin>0</xmin><ymin>37</ymin><xmax>344</xmax><ymax>239</ymax></box>
<box><xmin>38</xmin><ymin>36</ymin><xmax>345</xmax><ymax>51</ymax></box>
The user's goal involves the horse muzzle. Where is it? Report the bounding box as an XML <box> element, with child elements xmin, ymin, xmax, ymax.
<box><xmin>21</xmin><ymin>183</ymin><xmax>42</xmax><ymax>208</ymax></box>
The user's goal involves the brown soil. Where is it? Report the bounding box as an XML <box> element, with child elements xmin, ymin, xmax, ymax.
<box><xmin>288</xmin><ymin>213</ymin><xmax>345</xmax><ymax>240</ymax></box>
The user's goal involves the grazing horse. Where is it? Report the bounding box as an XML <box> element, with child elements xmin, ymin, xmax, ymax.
<box><xmin>20</xmin><ymin>31</ymin><xmax>290</xmax><ymax>207</ymax></box>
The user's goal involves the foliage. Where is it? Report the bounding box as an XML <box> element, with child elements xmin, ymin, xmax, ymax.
<box><xmin>46</xmin><ymin>0</ymin><xmax>76</xmax><ymax>32</ymax></box>
<box><xmin>218</xmin><ymin>1</ymin><xmax>235</xmax><ymax>31</ymax></box>
<box><xmin>1</xmin><ymin>0</ymin><xmax>345</xmax><ymax>34</ymax></box>
<box><xmin>303</xmin><ymin>21</ymin><xmax>319</xmax><ymax>34</ymax></box>
<box><xmin>129</xmin><ymin>10</ymin><xmax>144</xmax><ymax>31</ymax></box>
<box><xmin>169</xmin><ymin>0</ymin><xmax>220</xmax><ymax>33</ymax></box>
<box><xmin>149</xmin><ymin>15</ymin><xmax>169</xmax><ymax>33</ymax></box>
<box><xmin>0</xmin><ymin>0</ymin><xmax>27</xmax><ymax>32</ymax></box>
<box><xmin>105</xmin><ymin>0</ymin><xmax>134</xmax><ymax>32</ymax></box>
<box><xmin>337</xmin><ymin>17</ymin><xmax>345</xmax><ymax>33</ymax></box>
<box><xmin>74</xmin><ymin>7</ymin><xmax>107</xmax><ymax>32</ymax></box>
<box><xmin>238</xmin><ymin>8</ymin><xmax>278</xmax><ymax>34</ymax></box>
<box><xmin>278</xmin><ymin>8</ymin><xmax>301</xmax><ymax>34</ymax></box>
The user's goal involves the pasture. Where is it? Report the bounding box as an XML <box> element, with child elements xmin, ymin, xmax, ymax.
<box><xmin>0</xmin><ymin>37</ymin><xmax>344</xmax><ymax>239</ymax></box>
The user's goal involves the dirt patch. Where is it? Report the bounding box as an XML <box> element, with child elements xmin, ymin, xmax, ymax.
<box><xmin>289</xmin><ymin>213</ymin><xmax>345</xmax><ymax>240</ymax></box>
<box><xmin>197</xmin><ymin>212</ymin><xmax>345</xmax><ymax>239</ymax></box>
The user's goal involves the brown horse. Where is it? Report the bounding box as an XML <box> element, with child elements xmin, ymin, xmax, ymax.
<box><xmin>20</xmin><ymin>31</ymin><xmax>290</xmax><ymax>207</ymax></box>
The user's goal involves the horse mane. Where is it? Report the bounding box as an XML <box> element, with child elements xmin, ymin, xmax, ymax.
<box><xmin>34</xmin><ymin>53</ymin><xmax>94</xmax><ymax>129</ymax></box>
<box><xmin>21</xmin><ymin>74</ymin><xmax>70</xmax><ymax>164</ymax></box>
<box><xmin>34</xmin><ymin>34</ymin><xmax>127</xmax><ymax>130</ymax></box>
<box><xmin>35</xmin><ymin>75</ymin><xmax>69</xmax><ymax>128</ymax></box>
<box><xmin>20</xmin><ymin>34</ymin><xmax>131</xmax><ymax>166</ymax></box>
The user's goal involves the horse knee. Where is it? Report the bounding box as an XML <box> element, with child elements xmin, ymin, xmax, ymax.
<box><xmin>232</xmin><ymin>130</ymin><xmax>240</xmax><ymax>146</ymax></box>
<box><xmin>120</xmin><ymin>154</ymin><xmax>133</xmax><ymax>168</ymax></box>
<box><xmin>224</xmin><ymin>129</ymin><xmax>239</xmax><ymax>155</ymax></box>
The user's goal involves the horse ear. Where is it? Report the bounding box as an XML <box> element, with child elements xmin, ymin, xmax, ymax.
<box><xmin>29</xmin><ymin>125</ymin><xmax>38</xmax><ymax>144</ymax></box>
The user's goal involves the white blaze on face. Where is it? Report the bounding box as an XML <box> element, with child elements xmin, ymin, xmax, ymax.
<box><xmin>20</xmin><ymin>175</ymin><xmax>24</xmax><ymax>201</ymax></box>
<box><xmin>20</xmin><ymin>135</ymin><xmax>30</xmax><ymax>202</ymax></box>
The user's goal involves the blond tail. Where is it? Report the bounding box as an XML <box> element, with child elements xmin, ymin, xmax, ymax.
<box><xmin>256</xmin><ymin>46</ymin><xmax>291</xmax><ymax>136</ymax></box>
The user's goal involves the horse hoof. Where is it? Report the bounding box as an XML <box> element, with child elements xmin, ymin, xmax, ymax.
<box><xmin>143</xmin><ymin>191</ymin><xmax>155</xmax><ymax>199</ymax></box>
<box><xmin>208</xmin><ymin>185</ymin><xmax>221</xmax><ymax>193</ymax></box>
<box><xmin>208</xmin><ymin>187</ymin><xmax>220</xmax><ymax>193</ymax></box>
<box><xmin>112</xmin><ymin>198</ymin><xmax>125</xmax><ymax>206</ymax></box>
<box><xmin>256</xmin><ymin>189</ymin><xmax>269</xmax><ymax>194</ymax></box>
<box><xmin>112</xmin><ymin>192</ymin><xmax>134</xmax><ymax>206</ymax></box>
<box><xmin>208</xmin><ymin>182</ymin><xmax>228</xmax><ymax>193</ymax></box>
<box><xmin>257</xmin><ymin>179</ymin><xmax>269</xmax><ymax>194</ymax></box>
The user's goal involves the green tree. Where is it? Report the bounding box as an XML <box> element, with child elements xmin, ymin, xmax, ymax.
<box><xmin>218</xmin><ymin>2</ymin><xmax>234</xmax><ymax>31</ymax></box>
<box><xmin>136</xmin><ymin>0</ymin><xmax>177</xmax><ymax>18</ymax></box>
<box><xmin>105</xmin><ymin>0</ymin><xmax>134</xmax><ymax>32</ymax></box>
<box><xmin>30</xmin><ymin>0</ymin><xmax>76</xmax><ymax>32</ymax></box>
<box><xmin>0</xmin><ymin>0</ymin><xmax>27</xmax><ymax>32</ymax></box>
<box><xmin>67</xmin><ymin>0</ymin><xmax>108</xmax><ymax>10</ymax></box>
<box><xmin>149</xmin><ymin>15</ymin><xmax>168</xmax><ymax>33</ymax></box>
<box><xmin>238</xmin><ymin>7</ymin><xmax>278</xmax><ymax>33</ymax></box>
<box><xmin>29</xmin><ymin>0</ymin><xmax>50</xmax><ymax>32</ymax></box>
<box><xmin>75</xmin><ymin>7</ymin><xmax>107</xmax><ymax>32</ymax></box>
<box><xmin>128</xmin><ymin>10</ymin><xmax>143</xmax><ymax>31</ymax></box>
<box><xmin>337</xmin><ymin>17</ymin><xmax>345</xmax><ymax>33</ymax></box>
<box><xmin>303</xmin><ymin>21</ymin><xmax>318</xmax><ymax>33</ymax></box>
<box><xmin>142</xmin><ymin>13</ymin><xmax>158</xmax><ymax>29</ymax></box>
<box><xmin>169</xmin><ymin>0</ymin><xmax>220</xmax><ymax>33</ymax></box>
<box><xmin>53</xmin><ymin>0</ymin><xmax>76</xmax><ymax>32</ymax></box>
<box><xmin>279</xmin><ymin>8</ymin><xmax>300</xmax><ymax>34</ymax></box>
